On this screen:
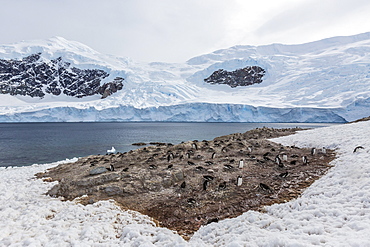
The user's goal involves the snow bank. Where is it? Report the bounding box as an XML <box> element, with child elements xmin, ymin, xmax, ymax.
<box><xmin>1</xmin><ymin>121</ymin><xmax>370</xmax><ymax>246</ymax></box>
<box><xmin>0</xmin><ymin>159</ymin><xmax>185</xmax><ymax>246</ymax></box>
<box><xmin>190</xmin><ymin>121</ymin><xmax>370</xmax><ymax>246</ymax></box>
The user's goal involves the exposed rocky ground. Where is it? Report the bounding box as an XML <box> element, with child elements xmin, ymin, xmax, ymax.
<box><xmin>0</xmin><ymin>53</ymin><xmax>123</xmax><ymax>98</ymax></box>
<box><xmin>204</xmin><ymin>66</ymin><xmax>265</xmax><ymax>87</ymax></box>
<box><xmin>349</xmin><ymin>116</ymin><xmax>370</xmax><ymax>123</ymax></box>
<box><xmin>37</xmin><ymin>127</ymin><xmax>335</xmax><ymax>239</ymax></box>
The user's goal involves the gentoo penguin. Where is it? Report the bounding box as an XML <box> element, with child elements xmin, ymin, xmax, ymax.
<box><xmin>282</xmin><ymin>153</ymin><xmax>288</xmax><ymax>161</ymax></box>
<box><xmin>302</xmin><ymin>156</ymin><xmax>308</xmax><ymax>164</ymax></box>
<box><xmin>279</xmin><ymin>171</ymin><xmax>288</xmax><ymax>178</ymax></box>
<box><xmin>211</xmin><ymin>152</ymin><xmax>216</xmax><ymax>159</ymax></box>
<box><xmin>196</xmin><ymin>166</ymin><xmax>204</xmax><ymax>171</ymax></box>
<box><xmin>187</xmin><ymin>161</ymin><xmax>195</xmax><ymax>166</ymax></box>
<box><xmin>149</xmin><ymin>164</ymin><xmax>157</xmax><ymax>169</ymax></box>
<box><xmin>218</xmin><ymin>181</ymin><xmax>227</xmax><ymax>190</ymax></box>
<box><xmin>224</xmin><ymin>164</ymin><xmax>233</xmax><ymax>170</ymax></box>
<box><xmin>167</xmin><ymin>153</ymin><xmax>174</xmax><ymax>162</ymax></box>
<box><xmin>239</xmin><ymin>159</ymin><xmax>244</xmax><ymax>169</ymax></box>
<box><xmin>321</xmin><ymin>147</ymin><xmax>326</xmax><ymax>154</ymax></box>
<box><xmin>180</xmin><ymin>181</ymin><xmax>186</xmax><ymax>188</ymax></box>
<box><xmin>187</xmin><ymin>198</ymin><xmax>196</xmax><ymax>205</ymax></box>
<box><xmin>353</xmin><ymin>146</ymin><xmax>364</xmax><ymax>153</ymax></box>
<box><xmin>311</xmin><ymin>148</ymin><xmax>316</xmax><ymax>155</ymax></box>
<box><xmin>259</xmin><ymin>183</ymin><xmax>271</xmax><ymax>191</ymax></box>
<box><xmin>192</xmin><ymin>143</ymin><xmax>198</xmax><ymax>150</ymax></box>
<box><xmin>290</xmin><ymin>160</ymin><xmax>297</xmax><ymax>165</ymax></box>
<box><xmin>237</xmin><ymin>176</ymin><xmax>243</xmax><ymax>186</ymax></box>
<box><xmin>275</xmin><ymin>155</ymin><xmax>282</xmax><ymax>165</ymax></box>
<box><xmin>203</xmin><ymin>180</ymin><xmax>209</xmax><ymax>190</ymax></box>
<box><xmin>107</xmin><ymin>164</ymin><xmax>114</xmax><ymax>171</ymax></box>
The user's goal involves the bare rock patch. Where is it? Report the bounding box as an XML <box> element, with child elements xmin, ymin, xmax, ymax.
<box><xmin>36</xmin><ymin>127</ymin><xmax>335</xmax><ymax>239</ymax></box>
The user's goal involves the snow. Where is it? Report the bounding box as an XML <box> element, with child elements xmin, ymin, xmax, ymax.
<box><xmin>1</xmin><ymin>121</ymin><xmax>370</xmax><ymax>246</ymax></box>
<box><xmin>1</xmin><ymin>33</ymin><xmax>370</xmax><ymax>122</ymax></box>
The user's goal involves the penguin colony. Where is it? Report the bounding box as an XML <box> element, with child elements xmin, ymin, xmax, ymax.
<box><xmin>38</xmin><ymin>127</ymin><xmax>336</xmax><ymax>239</ymax></box>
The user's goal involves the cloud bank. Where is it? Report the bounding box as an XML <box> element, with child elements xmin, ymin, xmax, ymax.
<box><xmin>0</xmin><ymin>0</ymin><xmax>370</xmax><ymax>62</ymax></box>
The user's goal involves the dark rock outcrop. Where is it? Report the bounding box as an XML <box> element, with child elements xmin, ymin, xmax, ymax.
<box><xmin>0</xmin><ymin>53</ymin><xmax>124</xmax><ymax>98</ymax></box>
<box><xmin>99</xmin><ymin>77</ymin><xmax>124</xmax><ymax>99</ymax></box>
<box><xmin>204</xmin><ymin>66</ymin><xmax>265</xmax><ymax>88</ymax></box>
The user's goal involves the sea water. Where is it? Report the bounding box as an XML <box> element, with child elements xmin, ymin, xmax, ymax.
<box><xmin>0</xmin><ymin>122</ymin><xmax>338</xmax><ymax>167</ymax></box>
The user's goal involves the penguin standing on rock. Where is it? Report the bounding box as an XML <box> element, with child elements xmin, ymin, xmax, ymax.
<box><xmin>282</xmin><ymin>153</ymin><xmax>288</xmax><ymax>161</ymax></box>
<box><xmin>192</xmin><ymin>143</ymin><xmax>198</xmax><ymax>150</ymax></box>
<box><xmin>211</xmin><ymin>152</ymin><xmax>216</xmax><ymax>159</ymax></box>
<box><xmin>275</xmin><ymin>155</ymin><xmax>282</xmax><ymax>165</ymax></box>
<box><xmin>203</xmin><ymin>180</ymin><xmax>209</xmax><ymax>190</ymax></box>
<box><xmin>239</xmin><ymin>159</ymin><xmax>244</xmax><ymax>169</ymax></box>
<box><xmin>311</xmin><ymin>148</ymin><xmax>316</xmax><ymax>155</ymax></box>
<box><xmin>302</xmin><ymin>156</ymin><xmax>308</xmax><ymax>164</ymax></box>
<box><xmin>237</xmin><ymin>176</ymin><xmax>242</xmax><ymax>186</ymax></box>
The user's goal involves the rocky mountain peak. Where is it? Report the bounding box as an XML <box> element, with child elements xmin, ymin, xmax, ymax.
<box><xmin>204</xmin><ymin>66</ymin><xmax>265</xmax><ymax>88</ymax></box>
<box><xmin>0</xmin><ymin>53</ymin><xmax>123</xmax><ymax>98</ymax></box>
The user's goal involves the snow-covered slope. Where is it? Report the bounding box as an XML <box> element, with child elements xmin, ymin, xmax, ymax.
<box><xmin>1</xmin><ymin>121</ymin><xmax>370</xmax><ymax>246</ymax></box>
<box><xmin>1</xmin><ymin>33</ymin><xmax>370</xmax><ymax>122</ymax></box>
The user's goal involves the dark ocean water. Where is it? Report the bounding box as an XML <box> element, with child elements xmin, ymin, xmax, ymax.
<box><xmin>0</xmin><ymin>122</ymin><xmax>338</xmax><ymax>167</ymax></box>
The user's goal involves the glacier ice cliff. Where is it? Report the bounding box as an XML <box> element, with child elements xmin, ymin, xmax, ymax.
<box><xmin>0</xmin><ymin>103</ymin><xmax>350</xmax><ymax>123</ymax></box>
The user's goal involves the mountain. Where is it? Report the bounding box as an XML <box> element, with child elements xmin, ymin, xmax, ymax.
<box><xmin>0</xmin><ymin>34</ymin><xmax>370</xmax><ymax>122</ymax></box>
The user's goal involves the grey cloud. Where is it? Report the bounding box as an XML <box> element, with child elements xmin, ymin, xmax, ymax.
<box><xmin>0</xmin><ymin>0</ymin><xmax>369</xmax><ymax>62</ymax></box>
<box><xmin>253</xmin><ymin>0</ymin><xmax>370</xmax><ymax>43</ymax></box>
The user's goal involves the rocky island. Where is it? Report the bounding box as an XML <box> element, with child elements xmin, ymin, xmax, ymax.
<box><xmin>37</xmin><ymin>127</ymin><xmax>335</xmax><ymax>239</ymax></box>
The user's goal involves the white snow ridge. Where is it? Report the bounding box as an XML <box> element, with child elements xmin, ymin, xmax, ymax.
<box><xmin>1</xmin><ymin>121</ymin><xmax>370</xmax><ymax>246</ymax></box>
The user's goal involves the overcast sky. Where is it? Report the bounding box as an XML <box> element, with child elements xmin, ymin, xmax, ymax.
<box><xmin>1</xmin><ymin>0</ymin><xmax>370</xmax><ymax>62</ymax></box>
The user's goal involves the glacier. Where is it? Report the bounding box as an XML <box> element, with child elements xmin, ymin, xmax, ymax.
<box><xmin>1</xmin><ymin>33</ymin><xmax>370</xmax><ymax>122</ymax></box>
<box><xmin>0</xmin><ymin>103</ymin><xmax>348</xmax><ymax>123</ymax></box>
